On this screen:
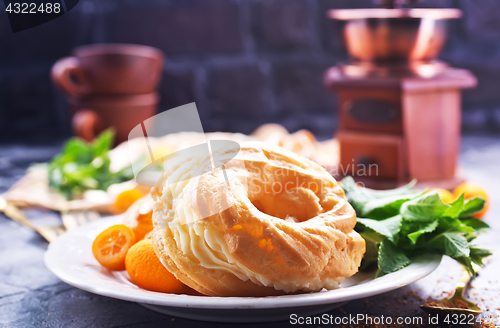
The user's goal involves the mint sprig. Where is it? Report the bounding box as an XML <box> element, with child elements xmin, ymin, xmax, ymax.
<box><xmin>342</xmin><ymin>177</ymin><xmax>491</xmax><ymax>277</ymax></box>
<box><xmin>48</xmin><ymin>130</ymin><xmax>134</xmax><ymax>199</ymax></box>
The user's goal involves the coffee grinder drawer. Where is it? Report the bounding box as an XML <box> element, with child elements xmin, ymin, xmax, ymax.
<box><xmin>337</xmin><ymin>90</ymin><xmax>403</xmax><ymax>135</ymax></box>
<box><xmin>337</xmin><ymin>131</ymin><xmax>405</xmax><ymax>180</ymax></box>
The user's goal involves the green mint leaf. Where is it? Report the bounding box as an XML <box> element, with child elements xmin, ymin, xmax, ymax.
<box><xmin>62</xmin><ymin>138</ymin><xmax>92</xmax><ymax>162</ymax></box>
<box><xmin>460</xmin><ymin>217</ymin><xmax>490</xmax><ymax>231</ymax></box>
<box><xmin>401</xmin><ymin>191</ymin><xmax>450</xmax><ymax>222</ymax></box>
<box><xmin>358</xmin><ymin>179</ymin><xmax>417</xmax><ymax>198</ymax></box>
<box><xmin>357</xmin><ymin>215</ymin><xmax>402</xmax><ymax>244</ymax></box>
<box><xmin>357</xmin><ymin>228</ymin><xmax>386</xmax><ymax>243</ymax></box>
<box><xmin>376</xmin><ymin>239</ymin><xmax>411</xmax><ymax>278</ymax></box>
<box><xmin>455</xmin><ymin>256</ymin><xmax>475</xmax><ymax>276</ymax></box>
<box><xmin>443</xmin><ymin>233</ymin><xmax>470</xmax><ymax>258</ymax></box>
<box><xmin>340</xmin><ymin>177</ymin><xmax>369</xmax><ymax>212</ymax></box>
<box><xmin>407</xmin><ymin>220</ymin><xmax>439</xmax><ymax>244</ymax></box>
<box><xmin>443</xmin><ymin>194</ymin><xmax>464</xmax><ymax>219</ymax></box>
<box><xmin>438</xmin><ymin>216</ymin><xmax>475</xmax><ymax>235</ymax></box>
<box><xmin>340</xmin><ymin>176</ymin><xmax>358</xmax><ymax>193</ymax></box>
<box><xmin>459</xmin><ymin>197</ymin><xmax>486</xmax><ymax>218</ymax></box>
<box><xmin>429</xmin><ymin>232</ymin><xmax>470</xmax><ymax>259</ymax></box>
<box><xmin>469</xmin><ymin>246</ymin><xmax>492</xmax><ymax>266</ymax></box>
<box><xmin>47</xmin><ymin>129</ymin><xmax>133</xmax><ymax>199</ymax></box>
<box><xmin>92</xmin><ymin>129</ymin><xmax>114</xmax><ymax>157</ymax></box>
<box><xmin>341</xmin><ymin>177</ymin><xmax>418</xmax><ymax>214</ymax></box>
<box><xmin>358</xmin><ymin>231</ymin><xmax>381</xmax><ymax>272</ymax></box>
<box><xmin>360</xmin><ymin>196</ymin><xmax>416</xmax><ymax>220</ymax></box>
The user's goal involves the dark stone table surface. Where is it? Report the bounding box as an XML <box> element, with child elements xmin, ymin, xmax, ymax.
<box><xmin>0</xmin><ymin>136</ymin><xmax>499</xmax><ymax>328</ymax></box>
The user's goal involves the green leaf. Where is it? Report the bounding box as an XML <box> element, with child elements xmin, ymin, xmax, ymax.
<box><xmin>47</xmin><ymin>129</ymin><xmax>133</xmax><ymax>199</ymax></box>
<box><xmin>358</xmin><ymin>231</ymin><xmax>380</xmax><ymax>272</ymax></box>
<box><xmin>407</xmin><ymin>220</ymin><xmax>439</xmax><ymax>244</ymax></box>
<box><xmin>347</xmin><ymin>181</ymin><xmax>490</xmax><ymax>279</ymax></box>
<box><xmin>460</xmin><ymin>217</ymin><xmax>490</xmax><ymax>231</ymax></box>
<box><xmin>356</xmin><ymin>179</ymin><xmax>417</xmax><ymax>198</ymax></box>
<box><xmin>401</xmin><ymin>191</ymin><xmax>450</xmax><ymax>222</ymax></box>
<box><xmin>341</xmin><ymin>177</ymin><xmax>418</xmax><ymax>214</ymax></box>
<box><xmin>376</xmin><ymin>239</ymin><xmax>411</xmax><ymax>277</ymax></box>
<box><xmin>459</xmin><ymin>197</ymin><xmax>486</xmax><ymax>218</ymax></box>
<box><xmin>357</xmin><ymin>228</ymin><xmax>386</xmax><ymax>243</ymax></box>
<box><xmin>429</xmin><ymin>232</ymin><xmax>470</xmax><ymax>259</ymax></box>
<box><xmin>360</xmin><ymin>196</ymin><xmax>415</xmax><ymax>220</ymax></box>
<box><xmin>443</xmin><ymin>194</ymin><xmax>464</xmax><ymax>219</ymax></box>
<box><xmin>438</xmin><ymin>217</ymin><xmax>475</xmax><ymax>234</ymax></box>
<box><xmin>455</xmin><ymin>256</ymin><xmax>474</xmax><ymax>276</ymax></box>
<box><xmin>357</xmin><ymin>215</ymin><xmax>402</xmax><ymax>244</ymax></box>
<box><xmin>438</xmin><ymin>196</ymin><xmax>480</xmax><ymax>233</ymax></box>
<box><xmin>469</xmin><ymin>246</ymin><xmax>492</xmax><ymax>266</ymax></box>
<box><xmin>92</xmin><ymin>129</ymin><xmax>114</xmax><ymax>157</ymax></box>
<box><xmin>340</xmin><ymin>177</ymin><xmax>370</xmax><ymax>212</ymax></box>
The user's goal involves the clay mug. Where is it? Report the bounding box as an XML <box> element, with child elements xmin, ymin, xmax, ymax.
<box><xmin>67</xmin><ymin>93</ymin><xmax>159</xmax><ymax>144</ymax></box>
<box><xmin>51</xmin><ymin>44</ymin><xmax>164</xmax><ymax>96</ymax></box>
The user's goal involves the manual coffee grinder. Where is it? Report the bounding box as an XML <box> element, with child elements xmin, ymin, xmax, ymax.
<box><xmin>325</xmin><ymin>1</ymin><xmax>476</xmax><ymax>189</ymax></box>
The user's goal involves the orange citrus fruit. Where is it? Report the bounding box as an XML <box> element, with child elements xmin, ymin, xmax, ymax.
<box><xmin>92</xmin><ymin>224</ymin><xmax>136</xmax><ymax>271</ymax></box>
<box><xmin>125</xmin><ymin>239</ymin><xmax>185</xmax><ymax>293</ymax></box>
<box><xmin>453</xmin><ymin>182</ymin><xmax>489</xmax><ymax>219</ymax></box>
<box><xmin>123</xmin><ymin>195</ymin><xmax>154</xmax><ymax>241</ymax></box>
<box><xmin>429</xmin><ymin>188</ymin><xmax>455</xmax><ymax>204</ymax></box>
<box><xmin>113</xmin><ymin>189</ymin><xmax>144</xmax><ymax>214</ymax></box>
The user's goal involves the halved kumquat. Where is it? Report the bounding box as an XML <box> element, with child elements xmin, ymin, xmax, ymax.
<box><xmin>92</xmin><ymin>224</ymin><xmax>136</xmax><ymax>271</ymax></box>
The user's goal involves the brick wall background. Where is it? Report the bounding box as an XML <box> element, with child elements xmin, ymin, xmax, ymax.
<box><xmin>0</xmin><ymin>0</ymin><xmax>499</xmax><ymax>142</ymax></box>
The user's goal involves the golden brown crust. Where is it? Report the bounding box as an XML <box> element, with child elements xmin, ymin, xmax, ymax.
<box><xmin>151</xmin><ymin>227</ymin><xmax>285</xmax><ymax>296</ymax></box>
<box><xmin>151</xmin><ymin>227</ymin><xmax>213</xmax><ymax>296</ymax></box>
<box><xmin>152</xmin><ymin>142</ymin><xmax>365</xmax><ymax>297</ymax></box>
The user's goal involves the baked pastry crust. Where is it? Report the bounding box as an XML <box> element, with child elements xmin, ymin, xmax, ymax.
<box><xmin>151</xmin><ymin>142</ymin><xmax>365</xmax><ymax>296</ymax></box>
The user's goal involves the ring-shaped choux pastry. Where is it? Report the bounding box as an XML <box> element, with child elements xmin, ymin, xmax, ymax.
<box><xmin>151</xmin><ymin>142</ymin><xmax>365</xmax><ymax>297</ymax></box>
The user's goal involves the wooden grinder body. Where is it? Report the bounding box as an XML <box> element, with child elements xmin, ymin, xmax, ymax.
<box><xmin>325</xmin><ymin>67</ymin><xmax>476</xmax><ymax>188</ymax></box>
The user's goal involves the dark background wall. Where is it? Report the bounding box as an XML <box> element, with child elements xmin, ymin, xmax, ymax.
<box><xmin>0</xmin><ymin>0</ymin><xmax>499</xmax><ymax>142</ymax></box>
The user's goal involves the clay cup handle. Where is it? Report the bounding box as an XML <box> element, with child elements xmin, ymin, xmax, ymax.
<box><xmin>72</xmin><ymin>110</ymin><xmax>100</xmax><ymax>142</ymax></box>
<box><xmin>51</xmin><ymin>57</ymin><xmax>90</xmax><ymax>96</ymax></box>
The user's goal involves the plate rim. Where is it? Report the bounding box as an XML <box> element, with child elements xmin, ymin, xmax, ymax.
<box><xmin>44</xmin><ymin>216</ymin><xmax>441</xmax><ymax>309</ymax></box>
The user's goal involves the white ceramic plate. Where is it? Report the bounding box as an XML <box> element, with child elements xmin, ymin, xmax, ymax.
<box><xmin>45</xmin><ymin>216</ymin><xmax>441</xmax><ymax>323</ymax></box>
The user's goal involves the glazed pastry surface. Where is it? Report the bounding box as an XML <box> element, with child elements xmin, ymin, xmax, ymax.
<box><xmin>151</xmin><ymin>142</ymin><xmax>365</xmax><ymax>296</ymax></box>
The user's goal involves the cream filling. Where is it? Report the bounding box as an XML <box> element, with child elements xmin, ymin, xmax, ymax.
<box><xmin>154</xmin><ymin>153</ymin><xmax>342</xmax><ymax>293</ymax></box>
